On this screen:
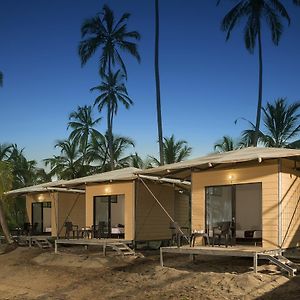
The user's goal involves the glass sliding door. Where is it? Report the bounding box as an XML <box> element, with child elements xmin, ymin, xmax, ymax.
<box><xmin>32</xmin><ymin>202</ymin><xmax>52</xmax><ymax>235</ymax></box>
<box><xmin>205</xmin><ymin>186</ymin><xmax>235</xmax><ymax>237</ymax></box>
<box><xmin>32</xmin><ymin>202</ymin><xmax>43</xmax><ymax>234</ymax></box>
<box><xmin>94</xmin><ymin>196</ymin><xmax>113</xmax><ymax>237</ymax></box>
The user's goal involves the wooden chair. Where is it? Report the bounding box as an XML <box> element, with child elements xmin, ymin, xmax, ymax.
<box><xmin>64</xmin><ymin>221</ymin><xmax>79</xmax><ymax>239</ymax></box>
<box><xmin>93</xmin><ymin>221</ymin><xmax>109</xmax><ymax>239</ymax></box>
<box><xmin>212</xmin><ymin>221</ymin><xmax>233</xmax><ymax>247</ymax></box>
<box><xmin>22</xmin><ymin>222</ymin><xmax>32</xmax><ymax>236</ymax></box>
<box><xmin>169</xmin><ymin>221</ymin><xmax>189</xmax><ymax>247</ymax></box>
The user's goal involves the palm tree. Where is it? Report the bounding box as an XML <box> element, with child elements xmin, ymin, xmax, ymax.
<box><xmin>78</xmin><ymin>4</ymin><xmax>141</xmax><ymax>78</ymax></box>
<box><xmin>44</xmin><ymin>139</ymin><xmax>89</xmax><ymax>180</ymax></box>
<box><xmin>214</xmin><ymin>136</ymin><xmax>241</xmax><ymax>152</ymax></box>
<box><xmin>87</xmin><ymin>132</ymin><xmax>135</xmax><ymax>171</ymax></box>
<box><xmin>150</xmin><ymin>135</ymin><xmax>192</xmax><ymax>166</ymax></box>
<box><xmin>0</xmin><ymin>144</ymin><xmax>12</xmax><ymax>161</ymax></box>
<box><xmin>129</xmin><ymin>153</ymin><xmax>153</xmax><ymax>169</ymax></box>
<box><xmin>0</xmin><ymin>71</ymin><xmax>3</xmax><ymax>87</ymax></box>
<box><xmin>261</xmin><ymin>99</ymin><xmax>300</xmax><ymax>147</ymax></box>
<box><xmin>221</xmin><ymin>0</ymin><xmax>291</xmax><ymax>146</ymax></box>
<box><xmin>9</xmin><ymin>145</ymin><xmax>33</xmax><ymax>188</ymax></box>
<box><xmin>0</xmin><ymin>161</ymin><xmax>14</xmax><ymax>245</ymax></box>
<box><xmin>154</xmin><ymin>0</ymin><xmax>164</xmax><ymax>165</ymax></box>
<box><xmin>242</xmin><ymin>98</ymin><xmax>300</xmax><ymax>147</ymax></box>
<box><xmin>91</xmin><ymin>70</ymin><xmax>133</xmax><ymax>170</ymax></box>
<box><xmin>68</xmin><ymin>105</ymin><xmax>102</xmax><ymax>155</ymax></box>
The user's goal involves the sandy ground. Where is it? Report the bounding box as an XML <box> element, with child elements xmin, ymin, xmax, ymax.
<box><xmin>0</xmin><ymin>246</ymin><xmax>299</xmax><ymax>300</ymax></box>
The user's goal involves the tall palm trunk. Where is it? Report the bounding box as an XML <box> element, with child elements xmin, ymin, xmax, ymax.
<box><xmin>253</xmin><ymin>28</ymin><xmax>263</xmax><ymax>147</ymax></box>
<box><xmin>108</xmin><ymin>106</ymin><xmax>114</xmax><ymax>170</ymax></box>
<box><xmin>154</xmin><ymin>0</ymin><xmax>164</xmax><ymax>165</ymax></box>
<box><xmin>0</xmin><ymin>199</ymin><xmax>14</xmax><ymax>244</ymax></box>
<box><xmin>107</xmin><ymin>56</ymin><xmax>115</xmax><ymax>171</ymax></box>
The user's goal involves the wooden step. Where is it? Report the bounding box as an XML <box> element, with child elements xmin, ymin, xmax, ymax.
<box><xmin>108</xmin><ymin>242</ymin><xmax>136</xmax><ymax>256</ymax></box>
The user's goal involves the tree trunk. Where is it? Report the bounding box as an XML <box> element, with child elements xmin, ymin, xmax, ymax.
<box><xmin>253</xmin><ymin>28</ymin><xmax>263</xmax><ymax>147</ymax></box>
<box><xmin>0</xmin><ymin>199</ymin><xmax>14</xmax><ymax>245</ymax></box>
<box><xmin>154</xmin><ymin>0</ymin><xmax>164</xmax><ymax>165</ymax></box>
<box><xmin>108</xmin><ymin>105</ymin><xmax>114</xmax><ymax>171</ymax></box>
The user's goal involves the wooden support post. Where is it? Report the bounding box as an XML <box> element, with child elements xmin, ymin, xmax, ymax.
<box><xmin>55</xmin><ymin>240</ymin><xmax>58</xmax><ymax>254</ymax></box>
<box><xmin>253</xmin><ymin>253</ymin><xmax>258</xmax><ymax>273</ymax></box>
<box><xmin>103</xmin><ymin>243</ymin><xmax>106</xmax><ymax>256</ymax></box>
<box><xmin>160</xmin><ymin>248</ymin><xmax>164</xmax><ymax>267</ymax></box>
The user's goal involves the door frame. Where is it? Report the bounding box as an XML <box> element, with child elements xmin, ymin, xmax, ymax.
<box><xmin>32</xmin><ymin>202</ymin><xmax>43</xmax><ymax>235</ymax></box>
<box><xmin>205</xmin><ymin>185</ymin><xmax>236</xmax><ymax>238</ymax></box>
<box><xmin>93</xmin><ymin>195</ymin><xmax>119</xmax><ymax>237</ymax></box>
<box><xmin>205</xmin><ymin>182</ymin><xmax>262</xmax><ymax>241</ymax></box>
<box><xmin>31</xmin><ymin>202</ymin><xmax>52</xmax><ymax>235</ymax></box>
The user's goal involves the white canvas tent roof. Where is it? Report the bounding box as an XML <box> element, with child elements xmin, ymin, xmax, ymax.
<box><xmin>8</xmin><ymin>147</ymin><xmax>298</xmax><ymax>196</ymax></box>
<box><xmin>139</xmin><ymin>147</ymin><xmax>300</xmax><ymax>179</ymax></box>
<box><xmin>5</xmin><ymin>168</ymin><xmax>142</xmax><ymax>196</ymax></box>
<box><xmin>6</xmin><ymin>167</ymin><xmax>191</xmax><ymax>196</ymax></box>
<box><xmin>60</xmin><ymin>167</ymin><xmax>142</xmax><ymax>187</ymax></box>
<box><xmin>4</xmin><ymin>180</ymin><xmax>75</xmax><ymax>196</ymax></box>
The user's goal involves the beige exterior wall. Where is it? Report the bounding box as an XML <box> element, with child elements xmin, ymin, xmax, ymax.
<box><xmin>135</xmin><ymin>181</ymin><xmax>175</xmax><ymax>241</ymax></box>
<box><xmin>26</xmin><ymin>192</ymin><xmax>85</xmax><ymax>237</ymax></box>
<box><xmin>191</xmin><ymin>162</ymin><xmax>279</xmax><ymax>249</ymax></box>
<box><xmin>26</xmin><ymin>192</ymin><xmax>58</xmax><ymax>237</ymax></box>
<box><xmin>281</xmin><ymin>159</ymin><xmax>300</xmax><ymax>248</ymax></box>
<box><xmin>85</xmin><ymin>181</ymin><xmax>135</xmax><ymax>240</ymax></box>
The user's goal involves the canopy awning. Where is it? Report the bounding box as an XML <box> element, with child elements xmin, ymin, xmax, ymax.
<box><xmin>138</xmin><ymin>147</ymin><xmax>300</xmax><ymax>180</ymax></box>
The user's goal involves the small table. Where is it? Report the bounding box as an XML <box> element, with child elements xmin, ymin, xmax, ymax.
<box><xmin>81</xmin><ymin>227</ymin><xmax>92</xmax><ymax>239</ymax></box>
<box><xmin>190</xmin><ymin>231</ymin><xmax>210</xmax><ymax>247</ymax></box>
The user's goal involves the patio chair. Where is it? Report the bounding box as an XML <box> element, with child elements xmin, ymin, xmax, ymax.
<box><xmin>22</xmin><ymin>222</ymin><xmax>32</xmax><ymax>236</ymax></box>
<box><xmin>169</xmin><ymin>221</ymin><xmax>189</xmax><ymax>247</ymax></box>
<box><xmin>212</xmin><ymin>221</ymin><xmax>233</xmax><ymax>247</ymax></box>
<box><xmin>32</xmin><ymin>222</ymin><xmax>39</xmax><ymax>235</ymax></box>
<box><xmin>64</xmin><ymin>221</ymin><xmax>79</xmax><ymax>239</ymax></box>
<box><xmin>93</xmin><ymin>221</ymin><xmax>109</xmax><ymax>239</ymax></box>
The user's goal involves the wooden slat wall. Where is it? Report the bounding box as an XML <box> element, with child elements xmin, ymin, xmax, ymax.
<box><xmin>135</xmin><ymin>181</ymin><xmax>175</xmax><ymax>241</ymax></box>
<box><xmin>85</xmin><ymin>181</ymin><xmax>135</xmax><ymax>241</ymax></box>
<box><xmin>191</xmin><ymin>162</ymin><xmax>279</xmax><ymax>249</ymax></box>
<box><xmin>281</xmin><ymin>159</ymin><xmax>300</xmax><ymax>248</ymax></box>
<box><xmin>174</xmin><ymin>192</ymin><xmax>190</xmax><ymax>229</ymax></box>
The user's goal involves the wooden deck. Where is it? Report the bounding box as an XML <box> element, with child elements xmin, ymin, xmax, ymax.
<box><xmin>160</xmin><ymin>245</ymin><xmax>282</xmax><ymax>273</ymax></box>
<box><xmin>54</xmin><ymin>238</ymin><xmax>133</xmax><ymax>255</ymax></box>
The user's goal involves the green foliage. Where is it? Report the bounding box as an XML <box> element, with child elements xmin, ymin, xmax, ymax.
<box><xmin>221</xmin><ymin>0</ymin><xmax>290</xmax><ymax>53</ymax></box>
<box><xmin>220</xmin><ymin>0</ymin><xmax>291</xmax><ymax>146</ymax></box>
<box><xmin>150</xmin><ymin>135</ymin><xmax>192</xmax><ymax>166</ymax></box>
<box><xmin>91</xmin><ymin>69</ymin><xmax>134</xmax><ymax>170</ymax></box>
<box><xmin>214</xmin><ymin>136</ymin><xmax>241</xmax><ymax>153</ymax></box>
<box><xmin>129</xmin><ymin>153</ymin><xmax>153</xmax><ymax>169</ymax></box>
<box><xmin>241</xmin><ymin>98</ymin><xmax>300</xmax><ymax>148</ymax></box>
<box><xmin>87</xmin><ymin>132</ymin><xmax>135</xmax><ymax>171</ymax></box>
<box><xmin>44</xmin><ymin>138</ymin><xmax>91</xmax><ymax>180</ymax></box>
<box><xmin>0</xmin><ymin>161</ymin><xmax>13</xmax><ymax>197</ymax></box>
<box><xmin>78</xmin><ymin>4</ymin><xmax>141</xmax><ymax>78</ymax></box>
<box><xmin>68</xmin><ymin>105</ymin><xmax>103</xmax><ymax>153</ymax></box>
<box><xmin>0</xmin><ymin>144</ymin><xmax>49</xmax><ymax>228</ymax></box>
<box><xmin>91</xmin><ymin>70</ymin><xmax>133</xmax><ymax>116</ymax></box>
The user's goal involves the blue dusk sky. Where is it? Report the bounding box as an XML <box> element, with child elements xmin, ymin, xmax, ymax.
<box><xmin>0</xmin><ymin>0</ymin><xmax>300</xmax><ymax>164</ymax></box>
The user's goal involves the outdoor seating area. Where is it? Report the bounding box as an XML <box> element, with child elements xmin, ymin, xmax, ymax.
<box><xmin>11</xmin><ymin>222</ymin><xmax>40</xmax><ymax>237</ymax></box>
<box><xmin>63</xmin><ymin>221</ymin><xmax>125</xmax><ymax>240</ymax></box>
